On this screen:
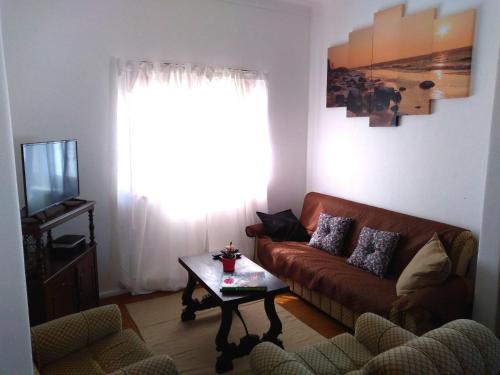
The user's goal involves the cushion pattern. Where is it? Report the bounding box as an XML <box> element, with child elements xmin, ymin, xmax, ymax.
<box><xmin>328</xmin><ymin>333</ymin><xmax>373</xmax><ymax>367</ymax></box>
<box><xmin>250</xmin><ymin>312</ymin><xmax>500</xmax><ymax>375</ymax></box>
<box><xmin>309</xmin><ymin>212</ymin><xmax>352</xmax><ymax>255</ymax></box>
<box><xmin>250</xmin><ymin>342</ymin><xmax>311</xmax><ymax>375</ymax></box>
<box><xmin>109</xmin><ymin>355</ymin><xmax>179</xmax><ymax>375</ymax></box>
<box><xmin>41</xmin><ymin>330</ymin><xmax>153</xmax><ymax>375</ymax></box>
<box><xmin>31</xmin><ymin>304</ymin><xmax>122</xmax><ymax>368</ymax></box>
<box><xmin>440</xmin><ymin>319</ymin><xmax>500</xmax><ymax>375</ymax></box>
<box><xmin>32</xmin><ymin>305</ymin><xmax>178</xmax><ymax>375</ymax></box>
<box><xmin>354</xmin><ymin>312</ymin><xmax>416</xmax><ymax>355</ymax></box>
<box><xmin>362</xmin><ymin>346</ymin><xmax>441</xmax><ymax>375</ymax></box>
<box><xmin>346</xmin><ymin>227</ymin><xmax>399</xmax><ymax>277</ymax></box>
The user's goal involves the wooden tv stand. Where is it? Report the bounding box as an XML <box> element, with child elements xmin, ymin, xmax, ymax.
<box><xmin>21</xmin><ymin>199</ymin><xmax>99</xmax><ymax>325</ymax></box>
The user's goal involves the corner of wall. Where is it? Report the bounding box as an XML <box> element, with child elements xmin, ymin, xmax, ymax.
<box><xmin>0</xmin><ymin>5</ymin><xmax>33</xmax><ymax>373</ymax></box>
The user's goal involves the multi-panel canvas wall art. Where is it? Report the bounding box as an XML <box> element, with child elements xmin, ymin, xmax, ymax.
<box><xmin>326</xmin><ymin>4</ymin><xmax>476</xmax><ymax>127</ymax></box>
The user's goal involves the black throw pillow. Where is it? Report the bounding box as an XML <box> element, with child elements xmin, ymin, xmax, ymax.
<box><xmin>256</xmin><ymin>209</ymin><xmax>310</xmax><ymax>242</ymax></box>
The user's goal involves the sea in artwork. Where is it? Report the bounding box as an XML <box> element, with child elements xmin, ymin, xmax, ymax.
<box><xmin>370</xmin><ymin>46</ymin><xmax>473</xmax><ymax>104</ymax></box>
<box><xmin>326</xmin><ymin>46</ymin><xmax>472</xmax><ymax>124</ymax></box>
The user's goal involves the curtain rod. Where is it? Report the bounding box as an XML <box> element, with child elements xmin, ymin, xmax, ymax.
<box><xmin>137</xmin><ymin>60</ymin><xmax>258</xmax><ymax>74</ymax></box>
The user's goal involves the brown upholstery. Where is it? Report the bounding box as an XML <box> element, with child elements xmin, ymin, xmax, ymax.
<box><xmin>249</xmin><ymin>192</ymin><xmax>477</xmax><ymax>333</ymax></box>
<box><xmin>299</xmin><ymin>192</ymin><xmax>468</xmax><ymax>276</ymax></box>
<box><xmin>257</xmin><ymin>237</ymin><xmax>397</xmax><ymax>317</ymax></box>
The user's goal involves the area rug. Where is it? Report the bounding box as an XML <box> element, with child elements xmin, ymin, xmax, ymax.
<box><xmin>126</xmin><ymin>289</ymin><xmax>324</xmax><ymax>374</ymax></box>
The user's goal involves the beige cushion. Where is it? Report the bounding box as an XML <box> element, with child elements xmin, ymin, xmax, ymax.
<box><xmin>41</xmin><ymin>329</ymin><xmax>153</xmax><ymax>375</ymax></box>
<box><xmin>396</xmin><ymin>233</ymin><xmax>451</xmax><ymax>296</ymax></box>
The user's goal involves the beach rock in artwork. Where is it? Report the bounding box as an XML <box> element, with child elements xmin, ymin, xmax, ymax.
<box><xmin>333</xmin><ymin>67</ymin><xmax>349</xmax><ymax>74</ymax></box>
<box><xmin>419</xmin><ymin>80</ymin><xmax>435</xmax><ymax>89</ymax></box>
<box><xmin>357</xmin><ymin>83</ymin><xmax>367</xmax><ymax>91</ymax></box>
<box><xmin>347</xmin><ymin>88</ymin><xmax>364</xmax><ymax>114</ymax></box>
<box><xmin>393</xmin><ymin>91</ymin><xmax>402</xmax><ymax>103</ymax></box>
<box><xmin>373</xmin><ymin>86</ymin><xmax>394</xmax><ymax>111</ymax></box>
<box><xmin>335</xmin><ymin>94</ymin><xmax>345</xmax><ymax>106</ymax></box>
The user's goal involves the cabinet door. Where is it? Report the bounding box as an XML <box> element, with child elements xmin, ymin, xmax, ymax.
<box><xmin>76</xmin><ymin>249</ymin><xmax>98</xmax><ymax>310</ymax></box>
<box><xmin>44</xmin><ymin>270</ymin><xmax>77</xmax><ymax>320</ymax></box>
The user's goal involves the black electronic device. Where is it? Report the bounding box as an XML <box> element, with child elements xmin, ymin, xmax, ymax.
<box><xmin>51</xmin><ymin>234</ymin><xmax>86</xmax><ymax>249</ymax></box>
<box><xmin>21</xmin><ymin>140</ymin><xmax>80</xmax><ymax>217</ymax></box>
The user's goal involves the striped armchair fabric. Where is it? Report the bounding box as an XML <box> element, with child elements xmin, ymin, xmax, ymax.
<box><xmin>250</xmin><ymin>313</ymin><xmax>500</xmax><ymax>375</ymax></box>
<box><xmin>31</xmin><ymin>305</ymin><xmax>178</xmax><ymax>375</ymax></box>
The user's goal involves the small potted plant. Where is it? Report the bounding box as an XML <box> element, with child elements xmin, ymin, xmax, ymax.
<box><xmin>221</xmin><ymin>241</ymin><xmax>238</xmax><ymax>273</ymax></box>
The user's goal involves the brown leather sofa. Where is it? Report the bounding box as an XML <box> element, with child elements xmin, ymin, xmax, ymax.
<box><xmin>246</xmin><ymin>192</ymin><xmax>477</xmax><ymax>334</ymax></box>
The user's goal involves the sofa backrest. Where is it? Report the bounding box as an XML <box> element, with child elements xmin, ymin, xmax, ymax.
<box><xmin>299</xmin><ymin>192</ymin><xmax>476</xmax><ymax>277</ymax></box>
<box><xmin>362</xmin><ymin>318</ymin><xmax>500</xmax><ymax>375</ymax></box>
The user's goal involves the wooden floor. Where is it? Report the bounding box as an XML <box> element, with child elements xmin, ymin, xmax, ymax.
<box><xmin>101</xmin><ymin>289</ymin><xmax>347</xmax><ymax>339</ymax></box>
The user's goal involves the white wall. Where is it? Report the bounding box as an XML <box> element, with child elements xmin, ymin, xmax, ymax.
<box><xmin>1</xmin><ymin>0</ymin><xmax>311</xmax><ymax>295</ymax></box>
<box><xmin>474</xmin><ymin>47</ymin><xmax>500</xmax><ymax>335</ymax></box>
<box><xmin>307</xmin><ymin>0</ymin><xmax>500</xmax><ymax>330</ymax></box>
<box><xmin>0</xmin><ymin>4</ymin><xmax>33</xmax><ymax>373</ymax></box>
<box><xmin>307</xmin><ymin>0</ymin><xmax>499</xmax><ymax>233</ymax></box>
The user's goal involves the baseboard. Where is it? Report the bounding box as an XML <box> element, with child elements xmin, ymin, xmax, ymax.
<box><xmin>99</xmin><ymin>288</ymin><xmax>126</xmax><ymax>299</ymax></box>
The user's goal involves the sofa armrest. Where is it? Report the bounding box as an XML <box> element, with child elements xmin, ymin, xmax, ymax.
<box><xmin>449</xmin><ymin>230</ymin><xmax>477</xmax><ymax>278</ymax></box>
<box><xmin>109</xmin><ymin>355</ymin><xmax>178</xmax><ymax>375</ymax></box>
<box><xmin>246</xmin><ymin>223</ymin><xmax>266</xmax><ymax>237</ymax></box>
<box><xmin>250</xmin><ymin>342</ymin><xmax>313</xmax><ymax>375</ymax></box>
<box><xmin>392</xmin><ymin>275</ymin><xmax>473</xmax><ymax>330</ymax></box>
<box><xmin>389</xmin><ymin>305</ymin><xmax>434</xmax><ymax>335</ymax></box>
<box><xmin>354</xmin><ymin>313</ymin><xmax>416</xmax><ymax>355</ymax></box>
<box><xmin>31</xmin><ymin>304</ymin><xmax>122</xmax><ymax>368</ymax></box>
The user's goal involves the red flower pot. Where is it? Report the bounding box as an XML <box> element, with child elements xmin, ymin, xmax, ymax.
<box><xmin>221</xmin><ymin>257</ymin><xmax>236</xmax><ymax>273</ymax></box>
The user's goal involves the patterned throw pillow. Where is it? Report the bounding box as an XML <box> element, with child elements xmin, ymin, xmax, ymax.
<box><xmin>347</xmin><ymin>226</ymin><xmax>400</xmax><ymax>277</ymax></box>
<box><xmin>308</xmin><ymin>212</ymin><xmax>352</xmax><ymax>256</ymax></box>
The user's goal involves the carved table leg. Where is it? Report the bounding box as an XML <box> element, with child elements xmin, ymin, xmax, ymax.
<box><xmin>234</xmin><ymin>307</ymin><xmax>261</xmax><ymax>356</ymax></box>
<box><xmin>181</xmin><ymin>273</ymin><xmax>218</xmax><ymax>321</ymax></box>
<box><xmin>215</xmin><ymin>305</ymin><xmax>237</xmax><ymax>373</ymax></box>
<box><xmin>262</xmin><ymin>294</ymin><xmax>283</xmax><ymax>348</ymax></box>
<box><xmin>181</xmin><ymin>272</ymin><xmax>198</xmax><ymax>321</ymax></box>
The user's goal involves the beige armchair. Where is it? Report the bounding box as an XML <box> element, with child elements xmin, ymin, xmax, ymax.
<box><xmin>31</xmin><ymin>305</ymin><xmax>178</xmax><ymax>375</ymax></box>
<box><xmin>250</xmin><ymin>312</ymin><xmax>500</xmax><ymax>375</ymax></box>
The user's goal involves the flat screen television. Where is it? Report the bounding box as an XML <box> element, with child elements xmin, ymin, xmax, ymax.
<box><xmin>21</xmin><ymin>140</ymin><xmax>80</xmax><ymax>217</ymax></box>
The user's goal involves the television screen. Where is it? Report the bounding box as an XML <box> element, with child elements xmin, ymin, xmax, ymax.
<box><xmin>22</xmin><ymin>140</ymin><xmax>80</xmax><ymax>216</ymax></box>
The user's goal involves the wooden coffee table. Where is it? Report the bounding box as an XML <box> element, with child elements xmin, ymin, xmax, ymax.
<box><xmin>178</xmin><ymin>253</ymin><xmax>289</xmax><ymax>373</ymax></box>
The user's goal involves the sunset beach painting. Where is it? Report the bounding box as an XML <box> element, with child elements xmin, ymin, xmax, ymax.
<box><xmin>431</xmin><ymin>9</ymin><xmax>475</xmax><ymax>100</ymax></box>
<box><xmin>326</xmin><ymin>4</ymin><xmax>476</xmax><ymax>127</ymax></box>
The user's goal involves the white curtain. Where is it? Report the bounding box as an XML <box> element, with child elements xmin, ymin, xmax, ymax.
<box><xmin>112</xmin><ymin>61</ymin><xmax>271</xmax><ymax>294</ymax></box>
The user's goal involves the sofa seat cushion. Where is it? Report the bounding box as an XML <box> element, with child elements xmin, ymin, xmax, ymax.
<box><xmin>292</xmin><ymin>333</ymin><xmax>373</xmax><ymax>374</ymax></box>
<box><xmin>41</xmin><ymin>329</ymin><xmax>153</xmax><ymax>375</ymax></box>
<box><xmin>257</xmin><ymin>237</ymin><xmax>398</xmax><ymax>316</ymax></box>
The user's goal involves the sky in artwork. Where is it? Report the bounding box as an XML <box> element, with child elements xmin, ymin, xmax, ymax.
<box><xmin>348</xmin><ymin>27</ymin><xmax>373</xmax><ymax>68</ymax></box>
<box><xmin>328</xmin><ymin>43</ymin><xmax>349</xmax><ymax>69</ymax></box>
<box><xmin>433</xmin><ymin>9</ymin><xmax>475</xmax><ymax>52</ymax></box>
